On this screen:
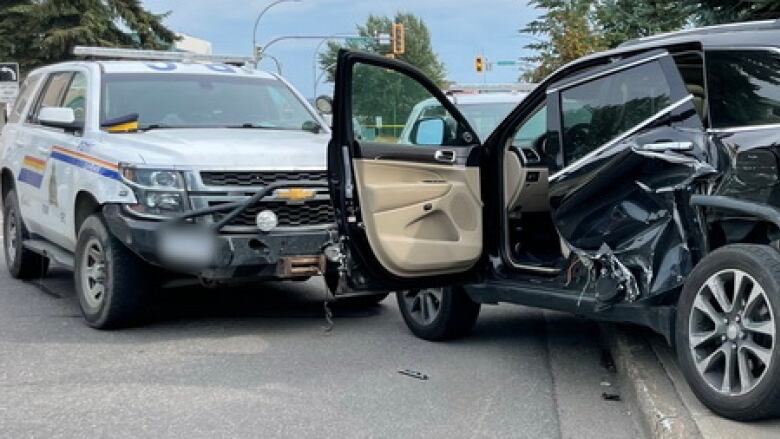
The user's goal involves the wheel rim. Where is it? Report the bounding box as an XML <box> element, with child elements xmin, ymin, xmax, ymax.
<box><xmin>689</xmin><ymin>269</ymin><xmax>776</xmax><ymax>396</ymax></box>
<box><xmin>80</xmin><ymin>237</ymin><xmax>107</xmax><ymax>309</ymax></box>
<box><xmin>401</xmin><ymin>288</ymin><xmax>444</xmax><ymax>326</ymax></box>
<box><xmin>5</xmin><ymin>207</ymin><xmax>18</xmax><ymax>265</ymax></box>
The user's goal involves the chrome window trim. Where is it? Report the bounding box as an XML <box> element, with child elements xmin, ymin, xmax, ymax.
<box><xmin>550</xmin><ymin>95</ymin><xmax>693</xmax><ymax>182</ymax></box>
<box><xmin>547</xmin><ymin>52</ymin><xmax>667</xmax><ymax>94</ymax></box>
<box><xmin>707</xmin><ymin>123</ymin><xmax>780</xmax><ymax>134</ymax></box>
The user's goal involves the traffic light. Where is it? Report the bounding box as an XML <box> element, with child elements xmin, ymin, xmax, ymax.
<box><xmin>392</xmin><ymin>23</ymin><xmax>405</xmax><ymax>55</ymax></box>
<box><xmin>475</xmin><ymin>56</ymin><xmax>484</xmax><ymax>73</ymax></box>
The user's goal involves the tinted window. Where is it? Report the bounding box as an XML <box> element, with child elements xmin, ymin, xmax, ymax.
<box><xmin>102</xmin><ymin>74</ymin><xmax>316</xmax><ymax>131</ymax></box>
<box><xmin>62</xmin><ymin>72</ymin><xmax>87</xmax><ymax>124</ymax></box>
<box><xmin>8</xmin><ymin>74</ymin><xmax>42</xmax><ymax>124</ymax></box>
<box><xmin>561</xmin><ymin>61</ymin><xmax>672</xmax><ymax>164</ymax></box>
<box><xmin>673</xmin><ymin>52</ymin><xmax>706</xmax><ymax>122</ymax></box>
<box><xmin>707</xmin><ymin>50</ymin><xmax>780</xmax><ymax>128</ymax></box>
<box><xmin>30</xmin><ymin>72</ymin><xmax>72</xmax><ymax>122</ymax></box>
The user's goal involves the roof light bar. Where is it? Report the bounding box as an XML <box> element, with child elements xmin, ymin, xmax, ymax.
<box><xmin>73</xmin><ymin>46</ymin><xmax>254</xmax><ymax>66</ymax></box>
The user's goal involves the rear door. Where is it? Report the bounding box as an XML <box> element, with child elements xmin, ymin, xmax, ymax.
<box><xmin>328</xmin><ymin>50</ymin><xmax>486</xmax><ymax>291</ymax></box>
<box><xmin>546</xmin><ymin>50</ymin><xmax>710</xmax><ymax>299</ymax></box>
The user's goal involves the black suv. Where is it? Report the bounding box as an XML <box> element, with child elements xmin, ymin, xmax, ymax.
<box><xmin>326</xmin><ymin>20</ymin><xmax>780</xmax><ymax>420</ymax></box>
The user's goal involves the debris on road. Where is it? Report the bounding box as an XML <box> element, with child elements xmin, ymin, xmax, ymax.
<box><xmin>398</xmin><ymin>369</ymin><xmax>429</xmax><ymax>381</ymax></box>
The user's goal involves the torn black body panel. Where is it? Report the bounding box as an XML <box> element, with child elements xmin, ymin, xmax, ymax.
<box><xmin>703</xmin><ymin>130</ymin><xmax>780</xmax><ymax>247</ymax></box>
<box><xmin>548</xmin><ymin>104</ymin><xmax>716</xmax><ymax>305</ymax></box>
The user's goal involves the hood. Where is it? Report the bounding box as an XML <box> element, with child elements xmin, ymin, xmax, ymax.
<box><xmin>101</xmin><ymin>128</ymin><xmax>330</xmax><ymax>170</ymax></box>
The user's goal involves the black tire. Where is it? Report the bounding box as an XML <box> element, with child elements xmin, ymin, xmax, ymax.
<box><xmin>397</xmin><ymin>286</ymin><xmax>480</xmax><ymax>341</ymax></box>
<box><xmin>3</xmin><ymin>189</ymin><xmax>49</xmax><ymax>279</ymax></box>
<box><xmin>676</xmin><ymin>244</ymin><xmax>780</xmax><ymax>421</ymax></box>
<box><xmin>74</xmin><ymin>214</ymin><xmax>148</xmax><ymax>329</ymax></box>
<box><xmin>337</xmin><ymin>293</ymin><xmax>389</xmax><ymax>307</ymax></box>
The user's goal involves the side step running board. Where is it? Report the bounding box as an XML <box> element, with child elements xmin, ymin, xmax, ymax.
<box><xmin>23</xmin><ymin>239</ymin><xmax>75</xmax><ymax>270</ymax></box>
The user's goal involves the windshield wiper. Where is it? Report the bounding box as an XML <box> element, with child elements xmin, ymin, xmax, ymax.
<box><xmin>226</xmin><ymin>123</ymin><xmax>283</xmax><ymax>129</ymax></box>
<box><xmin>139</xmin><ymin>124</ymin><xmax>183</xmax><ymax>132</ymax></box>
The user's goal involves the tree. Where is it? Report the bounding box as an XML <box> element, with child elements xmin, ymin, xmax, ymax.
<box><xmin>596</xmin><ymin>0</ymin><xmax>694</xmax><ymax>49</ymax></box>
<box><xmin>0</xmin><ymin>0</ymin><xmax>177</xmax><ymax>75</ymax></box>
<box><xmin>317</xmin><ymin>12</ymin><xmax>446</xmax><ymax>87</ymax></box>
<box><xmin>520</xmin><ymin>0</ymin><xmax>694</xmax><ymax>82</ymax></box>
<box><xmin>521</xmin><ymin>0</ymin><xmax>606</xmax><ymax>83</ymax></box>
<box><xmin>696</xmin><ymin>0</ymin><xmax>780</xmax><ymax>25</ymax></box>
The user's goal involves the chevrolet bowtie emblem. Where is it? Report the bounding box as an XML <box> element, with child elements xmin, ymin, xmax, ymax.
<box><xmin>275</xmin><ymin>187</ymin><xmax>316</xmax><ymax>201</ymax></box>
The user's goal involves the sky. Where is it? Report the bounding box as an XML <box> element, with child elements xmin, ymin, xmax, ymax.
<box><xmin>141</xmin><ymin>0</ymin><xmax>541</xmax><ymax>98</ymax></box>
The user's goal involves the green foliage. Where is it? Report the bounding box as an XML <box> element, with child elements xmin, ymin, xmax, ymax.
<box><xmin>317</xmin><ymin>12</ymin><xmax>446</xmax><ymax>87</ymax></box>
<box><xmin>521</xmin><ymin>0</ymin><xmax>606</xmax><ymax>83</ymax></box>
<box><xmin>520</xmin><ymin>0</ymin><xmax>780</xmax><ymax>83</ymax></box>
<box><xmin>696</xmin><ymin>0</ymin><xmax>780</xmax><ymax>25</ymax></box>
<box><xmin>317</xmin><ymin>12</ymin><xmax>446</xmax><ymax>140</ymax></box>
<box><xmin>595</xmin><ymin>0</ymin><xmax>694</xmax><ymax>49</ymax></box>
<box><xmin>0</xmin><ymin>0</ymin><xmax>177</xmax><ymax>75</ymax></box>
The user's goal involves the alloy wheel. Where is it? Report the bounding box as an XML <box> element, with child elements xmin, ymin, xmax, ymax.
<box><xmin>689</xmin><ymin>269</ymin><xmax>776</xmax><ymax>395</ymax></box>
<box><xmin>81</xmin><ymin>237</ymin><xmax>107</xmax><ymax>310</ymax></box>
<box><xmin>400</xmin><ymin>288</ymin><xmax>444</xmax><ymax>326</ymax></box>
<box><xmin>5</xmin><ymin>207</ymin><xmax>18</xmax><ymax>266</ymax></box>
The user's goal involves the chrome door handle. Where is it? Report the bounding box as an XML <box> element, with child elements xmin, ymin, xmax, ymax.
<box><xmin>37</xmin><ymin>145</ymin><xmax>50</xmax><ymax>155</ymax></box>
<box><xmin>434</xmin><ymin>149</ymin><xmax>456</xmax><ymax>163</ymax></box>
<box><xmin>640</xmin><ymin>141</ymin><xmax>693</xmax><ymax>152</ymax></box>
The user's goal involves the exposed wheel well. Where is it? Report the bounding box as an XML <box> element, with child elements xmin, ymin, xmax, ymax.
<box><xmin>1</xmin><ymin>167</ymin><xmax>14</xmax><ymax>207</ymax></box>
<box><xmin>74</xmin><ymin>191</ymin><xmax>101</xmax><ymax>237</ymax></box>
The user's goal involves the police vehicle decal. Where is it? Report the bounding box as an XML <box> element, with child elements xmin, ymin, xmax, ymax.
<box><xmin>49</xmin><ymin>146</ymin><xmax>120</xmax><ymax>180</ymax></box>
<box><xmin>18</xmin><ymin>155</ymin><xmax>47</xmax><ymax>188</ymax></box>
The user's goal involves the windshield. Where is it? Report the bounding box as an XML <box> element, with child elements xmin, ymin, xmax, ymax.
<box><xmin>101</xmin><ymin>74</ymin><xmax>317</xmax><ymax>131</ymax></box>
<box><xmin>417</xmin><ymin>101</ymin><xmax>518</xmax><ymax>140</ymax></box>
<box><xmin>457</xmin><ymin>102</ymin><xmax>518</xmax><ymax>139</ymax></box>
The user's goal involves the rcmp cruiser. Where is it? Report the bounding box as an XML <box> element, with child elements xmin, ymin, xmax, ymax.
<box><xmin>1</xmin><ymin>47</ymin><xmax>382</xmax><ymax>330</ymax></box>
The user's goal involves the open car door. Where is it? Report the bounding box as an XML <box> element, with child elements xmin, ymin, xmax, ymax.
<box><xmin>328</xmin><ymin>50</ymin><xmax>485</xmax><ymax>291</ymax></box>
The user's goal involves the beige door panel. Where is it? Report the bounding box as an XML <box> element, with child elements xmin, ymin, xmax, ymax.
<box><xmin>353</xmin><ymin>159</ymin><xmax>482</xmax><ymax>277</ymax></box>
<box><xmin>504</xmin><ymin>150</ymin><xmax>550</xmax><ymax>216</ymax></box>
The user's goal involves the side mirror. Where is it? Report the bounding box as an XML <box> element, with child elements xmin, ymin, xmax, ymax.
<box><xmin>39</xmin><ymin>107</ymin><xmax>82</xmax><ymax>131</ymax></box>
<box><xmin>410</xmin><ymin>117</ymin><xmax>446</xmax><ymax>145</ymax></box>
<box><xmin>315</xmin><ymin>95</ymin><xmax>333</xmax><ymax>115</ymax></box>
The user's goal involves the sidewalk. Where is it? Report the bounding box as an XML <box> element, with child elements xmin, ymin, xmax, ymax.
<box><xmin>647</xmin><ymin>332</ymin><xmax>780</xmax><ymax>439</ymax></box>
<box><xmin>604</xmin><ymin>323</ymin><xmax>780</xmax><ymax>439</ymax></box>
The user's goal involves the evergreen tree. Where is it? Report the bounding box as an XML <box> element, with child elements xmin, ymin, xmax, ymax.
<box><xmin>0</xmin><ymin>0</ymin><xmax>177</xmax><ymax>75</ymax></box>
<box><xmin>696</xmin><ymin>0</ymin><xmax>780</xmax><ymax>25</ymax></box>
<box><xmin>521</xmin><ymin>0</ymin><xmax>606</xmax><ymax>82</ymax></box>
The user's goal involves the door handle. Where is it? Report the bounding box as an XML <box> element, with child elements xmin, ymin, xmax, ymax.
<box><xmin>639</xmin><ymin>141</ymin><xmax>693</xmax><ymax>152</ymax></box>
<box><xmin>37</xmin><ymin>145</ymin><xmax>50</xmax><ymax>155</ymax></box>
<box><xmin>434</xmin><ymin>149</ymin><xmax>456</xmax><ymax>163</ymax></box>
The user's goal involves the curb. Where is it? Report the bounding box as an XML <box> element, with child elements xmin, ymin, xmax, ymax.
<box><xmin>600</xmin><ymin>324</ymin><xmax>702</xmax><ymax>439</ymax></box>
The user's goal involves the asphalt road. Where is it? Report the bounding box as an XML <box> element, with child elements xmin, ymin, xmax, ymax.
<box><xmin>0</xmin><ymin>253</ymin><xmax>644</xmax><ymax>438</ymax></box>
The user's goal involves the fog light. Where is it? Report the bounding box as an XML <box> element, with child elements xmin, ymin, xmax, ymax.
<box><xmin>256</xmin><ymin>210</ymin><xmax>278</xmax><ymax>232</ymax></box>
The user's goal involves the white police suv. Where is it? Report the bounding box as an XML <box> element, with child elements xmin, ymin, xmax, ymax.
<box><xmin>0</xmin><ymin>47</ymin><xmax>371</xmax><ymax>329</ymax></box>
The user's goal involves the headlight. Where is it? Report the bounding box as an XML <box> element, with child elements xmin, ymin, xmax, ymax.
<box><xmin>120</xmin><ymin>166</ymin><xmax>189</xmax><ymax>218</ymax></box>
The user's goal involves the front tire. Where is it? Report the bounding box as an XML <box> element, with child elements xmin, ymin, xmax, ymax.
<box><xmin>676</xmin><ymin>244</ymin><xmax>780</xmax><ymax>421</ymax></box>
<box><xmin>3</xmin><ymin>189</ymin><xmax>49</xmax><ymax>279</ymax></box>
<box><xmin>74</xmin><ymin>214</ymin><xmax>149</xmax><ymax>329</ymax></box>
<box><xmin>397</xmin><ymin>286</ymin><xmax>480</xmax><ymax>341</ymax></box>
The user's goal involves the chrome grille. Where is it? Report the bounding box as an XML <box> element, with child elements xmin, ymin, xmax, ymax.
<box><xmin>201</xmin><ymin>170</ymin><xmax>328</xmax><ymax>187</ymax></box>
<box><xmin>210</xmin><ymin>200</ymin><xmax>335</xmax><ymax>228</ymax></box>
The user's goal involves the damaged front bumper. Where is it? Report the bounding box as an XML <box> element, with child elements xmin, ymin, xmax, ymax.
<box><xmin>103</xmin><ymin>180</ymin><xmax>337</xmax><ymax>282</ymax></box>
